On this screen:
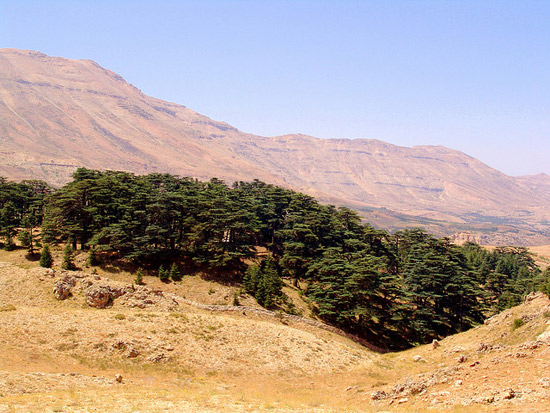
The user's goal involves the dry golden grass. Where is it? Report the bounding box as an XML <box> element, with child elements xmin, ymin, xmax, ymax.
<box><xmin>0</xmin><ymin>249</ymin><xmax>549</xmax><ymax>411</ymax></box>
<box><xmin>528</xmin><ymin>245</ymin><xmax>550</xmax><ymax>270</ymax></box>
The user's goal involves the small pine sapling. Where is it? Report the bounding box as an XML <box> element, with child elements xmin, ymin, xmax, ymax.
<box><xmin>135</xmin><ymin>269</ymin><xmax>144</xmax><ymax>285</ymax></box>
<box><xmin>61</xmin><ymin>243</ymin><xmax>76</xmax><ymax>270</ymax></box>
<box><xmin>39</xmin><ymin>244</ymin><xmax>53</xmax><ymax>268</ymax></box>
<box><xmin>87</xmin><ymin>248</ymin><xmax>99</xmax><ymax>266</ymax></box>
<box><xmin>158</xmin><ymin>265</ymin><xmax>169</xmax><ymax>282</ymax></box>
<box><xmin>169</xmin><ymin>263</ymin><xmax>181</xmax><ymax>281</ymax></box>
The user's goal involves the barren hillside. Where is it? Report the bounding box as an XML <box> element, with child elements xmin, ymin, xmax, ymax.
<box><xmin>0</xmin><ymin>249</ymin><xmax>549</xmax><ymax>411</ymax></box>
<box><xmin>1</xmin><ymin>48</ymin><xmax>550</xmax><ymax>244</ymax></box>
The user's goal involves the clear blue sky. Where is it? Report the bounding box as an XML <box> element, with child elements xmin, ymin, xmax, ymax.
<box><xmin>1</xmin><ymin>1</ymin><xmax>549</xmax><ymax>176</ymax></box>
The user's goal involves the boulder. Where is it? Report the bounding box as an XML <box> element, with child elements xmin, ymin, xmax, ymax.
<box><xmin>82</xmin><ymin>281</ymin><xmax>132</xmax><ymax>308</ymax></box>
<box><xmin>85</xmin><ymin>284</ymin><xmax>115</xmax><ymax>308</ymax></box>
<box><xmin>53</xmin><ymin>274</ymin><xmax>77</xmax><ymax>300</ymax></box>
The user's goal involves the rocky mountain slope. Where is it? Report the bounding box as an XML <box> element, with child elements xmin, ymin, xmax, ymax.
<box><xmin>1</xmin><ymin>48</ymin><xmax>549</xmax><ymax>244</ymax></box>
<box><xmin>0</xmin><ymin>249</ymin><xmax>549</xmax><ymax>411</ymax></box>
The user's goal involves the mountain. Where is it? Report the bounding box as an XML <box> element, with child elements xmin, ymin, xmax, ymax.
<box><xmin>1</xmin><ymin>48</ymin><xmax>549</xmax><ymax>244</ymax></box>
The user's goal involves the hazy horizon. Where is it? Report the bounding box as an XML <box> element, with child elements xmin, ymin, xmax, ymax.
<box><xmin>1</xmin><ymin>1</ymin><xmax>549</xmax><ymax>176</ymax></box>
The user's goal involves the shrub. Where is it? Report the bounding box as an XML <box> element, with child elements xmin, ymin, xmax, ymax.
<box><xmin>135</xmin><ymin>269</ymin><xmax>144</xmax><ymax>285</ymax></box>
<box><xmin>87</xmin><ymin>249</ymin><xmax>99</xmax><ymax>266</ymax></box>
<box><xmin>169</xmin><ymin>263</ymin><xmax>181</xmax><ymax>281</ymax></box>
<box><xmin>158</xmin><ymin>265</ymin><xmax>169</xmax><ymax>282</ymax></box>
<box><xmin>232</xmin><ymin>291</ymin><xmax>240</xmax><ymax>306</ymax></box>
<box><xmin>512</xmin><ymin>318</ymin><xmax>525</xmax><ymax>330</ymax></box>
<box><xmin>61</xmin><ymin>243</ymin><xmax>76</xmax><ymax>270</ymax></box>
<box><xmin>39</xmin><ymin>244</ymin><xmax>53</xmax><ymax>268</ymax></box>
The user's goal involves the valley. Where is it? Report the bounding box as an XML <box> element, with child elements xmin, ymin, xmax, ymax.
<box><xmin>0</xmin><ymin>247</ymin><xmax>549</xmax><ymax>411</ymax></box>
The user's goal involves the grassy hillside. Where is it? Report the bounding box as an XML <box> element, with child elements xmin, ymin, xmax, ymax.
<box><xmin>1</xmin><ymin>248</ymin><xmax>550</xmax><ymax>411</ymax></box>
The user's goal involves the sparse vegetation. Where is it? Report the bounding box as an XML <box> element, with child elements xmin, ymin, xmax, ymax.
<box><xmin>61</xmin><ymin>243</ymin><xmax>76</xmax><ymax>270</ymax></box>
<box><xmin>39</xmin><ymin>244</ymin><xmax>53</xmax><ymax>268</ymax></box>
<box><xmin>86</xmin><ymin>248</ymin><xmax>99</xmax><ymax>266</ymax></box>
<box><xmin>512</xmin><ymin>318</ymin><xmax>525</xmax><ymax>330</ymax></box>
<box><xmin>134</xmin><ymin>269</ymin><xmax>144</xmax><ymax>285</ymax></box>
<box><xmin>158</xmin><ymin>265</ymin><xmax>169</xmax><ymax>282</ymax></box>
<box><xmin>169</xmin><ymin>263</ymin><xmax>181</xmax><ymax>281</ymax></box>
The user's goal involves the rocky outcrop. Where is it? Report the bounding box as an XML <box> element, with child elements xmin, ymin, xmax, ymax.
<box><xmin>53</xmin><ymin>274</ymin><xmax>76</xmax><ymax>300</ymax></box>
<box><xmin>81</xmin><ymin>280</ymin><xmax>133</xmax><ymax>309</ymax></box>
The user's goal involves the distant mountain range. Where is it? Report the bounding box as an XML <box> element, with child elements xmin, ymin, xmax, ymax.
<box><xmin>1</xmin><ymin>48</ymin><xmax>549</xmax><ymax>245</ymax></box>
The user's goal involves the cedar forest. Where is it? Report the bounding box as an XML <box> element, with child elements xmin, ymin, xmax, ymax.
<box><xmin>1</xmin><ymin>168</ymin><xmax>549</xmax><ymax>350</ymax></box>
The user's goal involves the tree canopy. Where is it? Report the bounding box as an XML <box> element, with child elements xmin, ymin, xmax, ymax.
<box><xmin>1</xmin><ymin>168</ymin><xmax>547</xmax><ymax>349</ymax></box>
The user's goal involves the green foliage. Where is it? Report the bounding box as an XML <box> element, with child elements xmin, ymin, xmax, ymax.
<box><xmin>135</xmin><ymin>269</ymin><xmax>144</xmax><ymax>285</ymax></box>
<box><xmin>3</xmin><ymin>169</ymin><xmax>547</xmax><ymax>350</ymax></box>
<box><xmin>39</xmin><ymin>244</ymin><xmax>53</xmax><ymax>268</ymax></box>
<box><xmin>512</xmin><ymin>318</ymin><xmax>525</xmax><ymax>330</ymax></box>
<box><xmin>0</xmin><ymin>178</ymin><xmax>50</xmax><ymax>249</ymax></box>
<box><xmin>169</xmin><ymin>263</ymin><xmax>181</xmax><ymax>281</ymax></box>
<box><xmin>461</xmin><ymin>243</ymin><xmax>542</xmax><ymax>312</ymax></box>
<box><xmin>396</xmin><ymin>230</ymin><xmax>485</xmax><ymax>344</ymax></box>
<box><xmin>61</xmin><ymin>243</ymin><xmax>76</xmax><ymax>270</ymax></box>
<box><xmin>87</xmin><ymin>249</ymin><xmax>99</xmax><ymax>266</ymax></box>
<box><xmin>232</xmin><ymin>291</ymin><xmax>240</xmax><ymax>306</ymax></box>
<box><xmin>243</xmin><ymin>258</ymin><xmax>284</xmax><ymax>307</ymax></box>
<box><xmin>158</xmin><ymin>265</ymin><xmax>169</xmax><ymax>282</ymax></box>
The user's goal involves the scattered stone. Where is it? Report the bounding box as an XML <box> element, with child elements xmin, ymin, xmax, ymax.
<box><xmin>456</xmin><ymin>354</ymin><xmax>467</xmax><ymax>363</ymax></box>
<box><xmin>397</xmin><ymin>398</ymin><xmax>408</xmax><ymax>404</ymax></box>
<box><xmin>126</xmin><ymin>347</ymin><xmax>140</xmax><ymax>358</ymax></box>
<box><xmin>370</xmin><ymin>390</ymin><xmax>387</xmax><ymax>400</ymax></box>
<box><xmin>469</xmin><ymin>361</ymin><xmax>480</xmax><ymax>368</ymax></box>
<box><xmin>148</xmin><ymin>353</ymin><xmax>167</xmax><ymax>363</ymax></box>
<box><xmin>112</xmin><ymin>340</ymin><xmax>126</xmax><ymax>350</ymax></box>
<box><xmin>523</xmin><ymin>291</ymin><xmax>544</xmax><ymax>303</ymax></box>
<box><xmin>393</xmin><ymin>378</ymin><xmax>427</xmax><ymax>395</ymax></box>
<box><xmin>345</xmin><ymin>386</ymin><xmax>355</xmax><ymax>392</ymax></box>
<box><xmin>53</xmin><ymin>274</ymin><xmax>76</xmax><ymax>300</ymax></box>
<box><xmin>477</xmin><ymin>342</ymin><xmax>492</xmax><ymax>352</ymax></box>
<box><xmin>413</xmin><ymin>355</ymin><xmax>425</xmax><ymax>362</ymax></box>
<box><xmin>115</xmin><ymin>374</ymin><xmax>123</xmax><ymax>383</ymax></box>
<box><xmin>519</xmin><ymin>341</ymin><xmax>544</xmax><ymax>350</ymax></box>
<box><xmin>448</xmin><ymin>346</ymin><xmax>465</xmax><ymax>353</ymax></box>
<box><xmin>432</xmin><ymin>339</ymin><xmax>440</xmax><ymax>349</ymax></box>
<box><xmin>455</xmin><ymin>380</ymin><xmax>463</xmax><ymax>386</ymax></box>
<box><xmin>502</xmin><ymin>389</ymin><xmax>516</xmax><ymax>400</ymax></box>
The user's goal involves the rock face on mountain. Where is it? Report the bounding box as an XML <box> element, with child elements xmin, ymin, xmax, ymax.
<box><xmin>1</xmin><ymin>48</ymin><xmax>549</xmax><ymax>244</ymax></box>
<box><xmin>0</xmin><ymin>49</ymin><xmax>282</xmax><ymax>187</ymax></box>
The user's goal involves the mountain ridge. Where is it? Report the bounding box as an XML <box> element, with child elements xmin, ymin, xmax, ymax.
<box><xmin>1</xmin><ymin>48</ymin><xmax>549</xmax><ymax>244</ymax></box>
